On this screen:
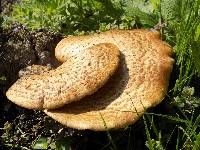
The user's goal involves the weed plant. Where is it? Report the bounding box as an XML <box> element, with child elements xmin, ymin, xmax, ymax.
<box><xmin>2</xmin><ymin>0</ymin><xmax>159</xmax><ymax>34</ymax></box>
<box><xmin>3</xmin><ymin>0</ymin><xmax>124</xmax><ymax>33</ymax></box>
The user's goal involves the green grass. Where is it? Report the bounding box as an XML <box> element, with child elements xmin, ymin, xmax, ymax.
<box><xmin>142</xmin><ymin>112</ymin><xmax>200</xmax><ymax>149</ymax></box>
<box><xmin>144</xmin><ymin>1</ymin><xmax>200</xmax><ymax>149</ymax></box>
<box><xmin>161</xmin><ymin>0</ymin><xmax>200</xmax><ymax>93</ymax></box>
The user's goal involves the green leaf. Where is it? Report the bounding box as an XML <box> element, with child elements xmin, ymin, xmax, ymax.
<box><xmin>0</xmin><ymin>76</ymin><xmax>6</xmax><ymax>80</ymax></box>
<box><xmin>56</xmin><ymin>137</ymin><xmax>71</xmax><ymax>150</ymax></box>
<box><xmin>192</xmin><ymin>39</ymin><xmax>200</xmax><ymax>76</ymax></box>
<box><xmin>196</xmin><ymin>24</ymin><xmax>200</xmax><ymax>40</ymax></box>
<box><xmin>122</xmin><ymin>0</ymin><xmax>157</xmax><ymax>27</ymax></box>
<box><xmin>32</xmin><ymin>136</ymin><xmax>48</xmax><ymax>149</ymax></box>
<box><xmin>193</xmin><ymin>132</ymin><xmax>200</xmax><ymax>150</ymax></box>
<box><xmin>161</xmin><ymin>0</ymin><xmax>181</xmax><ymax>21</ymax></box>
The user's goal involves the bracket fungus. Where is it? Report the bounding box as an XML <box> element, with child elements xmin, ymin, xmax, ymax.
<box><xmin>6</xmin><ymin>29</ymin><xmax>174</xmax><ymax>131</ymax></box>
<box><xmin>6</xmin><ymin>43</ymin><xmax>120</xmax><ymax>109</ymax></box>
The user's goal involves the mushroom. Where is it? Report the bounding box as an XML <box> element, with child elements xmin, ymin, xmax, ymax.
<box><xmin>6</xmin><ymin>29</ymin><xmax>174</xmax><ymax>131</ymax></box>
<box><xmin>6</xmin><ymin>43</ymin><xmax>120</xmax><ymax>109</ymax></box>
<box><xmin>44</xmin><ymin>29</ymin><xmax>174</xmax><ymax>130</ymax></box>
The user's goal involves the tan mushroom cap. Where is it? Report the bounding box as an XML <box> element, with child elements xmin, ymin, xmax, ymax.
<box><xmin>18</xmin><ymin>65</ymin><xmax>52</xmax><ymax>77</ymax></box>
<box><xmin>6</xmin><ymin>43</ymin><xmax>120</xmax><ymax>109</ymax></box>
<box><xmin>44</xmin><ymin>29</ymin><xmax>174</xmax><ymax>131</ymax></box>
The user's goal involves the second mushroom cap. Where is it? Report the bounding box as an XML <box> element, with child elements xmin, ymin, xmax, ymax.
<box><xmin>6</xmin><ymin>43</ymin><xmax>120</xmax><ymax>109</ymax></box>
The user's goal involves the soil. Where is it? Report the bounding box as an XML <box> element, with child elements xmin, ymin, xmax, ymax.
<box><xmin>0</xmin><ymin>24</ymin><xmax>64</xmax><ymax>149</ymax></box>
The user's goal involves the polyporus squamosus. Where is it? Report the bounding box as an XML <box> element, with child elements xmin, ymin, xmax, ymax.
<box><xmin>6</xmin><ymin>29</ymin><xmax>174</xmax><ymax>131</ymax></box>
<box><xmin>6</xmin><ymin>43</ymin><xmax>120</xmax><ymax>109</ymax></box>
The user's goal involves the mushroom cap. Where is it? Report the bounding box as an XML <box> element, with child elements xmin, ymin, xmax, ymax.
<box><xmin>18</xmin><ymin>65</ymin><xmax>52</xmax><ymax>77</ymax></box>
<box><xmin>44</xmin><ymin>29</ymin><xmax>174</xmax><ymax>131</ymax></box>
<box><xmin>6</xmin><ymin>43</ymin><xmax>120</xmax><ymax>109</ymax></box>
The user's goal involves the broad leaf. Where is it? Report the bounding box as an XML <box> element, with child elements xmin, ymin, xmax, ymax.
<box><xmin>32</xmin><ymin>136</ymin><xmax>48</xmax><ymax>149</ymax></box>
<box><xmin>56</xmin><ymin>137</ymin><xmax>71</xmax><ymax>150</ymax></box>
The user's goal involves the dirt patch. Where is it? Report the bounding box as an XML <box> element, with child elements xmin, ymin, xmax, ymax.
<box><xmin>0</xmin><ymin>24</ymin><xmax>65</xmax><ymax>148</ymax></box>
